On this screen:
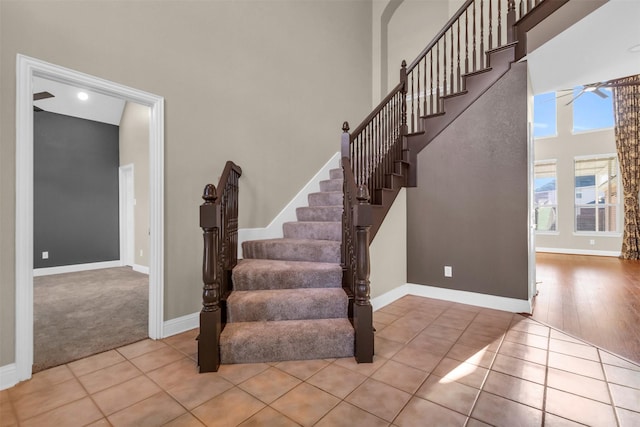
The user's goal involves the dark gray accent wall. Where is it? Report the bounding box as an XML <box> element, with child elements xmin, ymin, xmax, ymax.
<box><xmin>407</xmin><ymin>61</ymin><xmax>529</xmax><ymax>300</ymax></box>
<box><xmin>34</xmin><ymin>112</ymin><xmax>120</xmax><ymax>268</ymax></box>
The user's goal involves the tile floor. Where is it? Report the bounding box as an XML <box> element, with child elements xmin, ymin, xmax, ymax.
<box><xmin>2</xmin><ymin>295</ymin><xmax>640</xmax><ymax>426</ymax></box>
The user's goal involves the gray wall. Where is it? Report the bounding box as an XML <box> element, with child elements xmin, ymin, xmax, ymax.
<box><xmin>0</xmin><ymin>0</ymin><xmax>372</xmax><ymax>366</ymax></box>
<box><xmin>407</xmin><ymin>62</ymin><xmax>529</xmax><ymax>300</ymax></box>
<box><xmin>33</xmin><ymin>112</ymin><xmax>120</xmax><ymax>268</ymax></box>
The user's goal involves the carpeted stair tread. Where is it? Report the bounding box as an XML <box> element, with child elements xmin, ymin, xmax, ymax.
<box><xmin>227</xmin><ymin>288</ymin><xmax>348</xmax><ymax>322</ymax></box>
<box><xmin>242</xmin><ymin>238</ymin><xmax>341</xmax><ymax>263</ymax></box>
<box><xmin>330</xmin><ymin>168</ymin><xmax>343</xmax><ymax>180</ymax></box>
<box><xmin>232</xmin><ymin>259</ymin><xmax>342</xmax><ymax>290</ymax></box>
<box><xmin>308</xmin><ymin>191</ymin><xmax>343</xmax><ymax>207</ymax></box>
<box><xmin>296</xmin><ymin>206</ymin><xmax>343</xmax><ymax>222</ymax></box>
<box><xmin>319</xmin><ymin>178</ymin><xmax>343</xmax><ymax>192</ymax></box>
<box><xmin>283</xmin><ymin>221</ymin><xmax>341</xmax><ymax>241</ymax></box>
<box><xmin>220</xmin><ymin>318</ymin><xmax>354</xmax><ymax>364</ymax></box>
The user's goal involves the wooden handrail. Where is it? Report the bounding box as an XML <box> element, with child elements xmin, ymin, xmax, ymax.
<box><xmin>198</xmin><ymin>160</ymin><xmax>242</xmax><ymax>373</ymax></box>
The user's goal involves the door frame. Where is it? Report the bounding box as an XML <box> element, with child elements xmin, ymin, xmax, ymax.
<box><xmin>15</xmin><ymin>54</ymin><xmax>165</xmax><ymax>381</ymax></box>
<box><xmin>119</xmin><ymin>164</ymin><xmax>135</xmax><ymax>267</ymax></box>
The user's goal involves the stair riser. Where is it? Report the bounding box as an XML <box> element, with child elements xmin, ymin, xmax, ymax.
<box><xmin>329</xmin><ymin>168</ymin><xmax>343</xmax><ymax>180</ymax></box>
<box><xmin>296</xmin><ymin>206</ymin><xmax>343</xmax><ymax>222</ymax></box>
<box><xmin>283</xmin><ymin>222</ymin><xmax>341</xmax><ymax>241</ymax></box>
<box><xmin>232</xmin><ymin>260</ymin><xmax>342</xmax><ymax>291</ymax></box>
<box><xmin>308</xmin><ymin>192</ymin><xmax>343</xmax><ymax>207</ymax></box>
<box><xmin>242</xmin><ymin>240</ymin><xmax>341</xmax><ymax>263</ymax></box>
<box><xmin>220</xmin><ymin>319</ymin><xmax>354</xmax><ymax>364</ymax></box>
<box><xmin>227</xmin><ymin>291</ymin><xmax>348</xmax><ymax>322</ymax></box>
<box><xmin>319</xmin><ymin>179</ymin><xmax>343</xmax><ymax>192</ymax></box>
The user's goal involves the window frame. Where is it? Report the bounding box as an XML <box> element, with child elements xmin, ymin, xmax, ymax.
<box><xmin>573</xmin><ymin>154</ymin><xmax>622</xmax><ymax>236</ymax></box>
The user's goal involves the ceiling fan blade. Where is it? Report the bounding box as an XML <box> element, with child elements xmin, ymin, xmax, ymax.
<box><xmin>565</xmin><ymin>90</ymin><xmax>585</xmax><ymax>106</ymax></box>
<box><xmin>592</xmin><ymin>88</ymin><xmax>608</xmax><ymax>98</ymax></box>
<box><xmin>33</xmin><ymin>91</ymin><xmax>54</xmax><ymax>101</ymax></box>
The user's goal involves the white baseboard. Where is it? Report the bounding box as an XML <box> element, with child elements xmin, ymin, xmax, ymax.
<box><xmin>0</xmin><ymin>363</ymin><xmax>18</xmax><ymax>391</ymax></box>
<box><xmin>372</xmin><ymin>283</ymin><xmax>532</xmax><ymax>314</ymax></box>
<box><xmin>237</xmin><ymin>152</ymin><xmax>340</xmax><ymax>258</ymax></box>
<box><xmin>133</xmin><ymin>264</ymin><xmax>149</xmax><ymax>275</ymax></box>
<box><xmin>163</xmin><ymin>312</ymin><xmax>199</xmax><ymax>338</ymax></box>
<box><xmin>33</xmin><ymin>260</ymin><xmax>122</xmax><ymax>277</ymax></box>
<box><xmin>536</xmin><ymin>247</ymin><xmax>621</xmax><ymax>257</ymax></box>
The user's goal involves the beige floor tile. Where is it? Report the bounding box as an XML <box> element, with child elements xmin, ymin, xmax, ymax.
<box><xmin>466</xmin><ymin>418</ymin><xmax>493</xmax><ymax>427</ymax></box>
<box><xmin>375</xmin><ymin>323</ymin><xmax>420</xmax><ymax>344</ymax></box>
<box><xmin>306</xmin><ymin>363</ymin><xmax>367</xmax><ymax>399</ymax></box>
<box><xmin>314</xmin><ymin>401</ymin><xmax>389</xmax><ymax>427</ymax></box>
<box><xmin>415</xmin><ymin>374</ymin><xmax>479</xmax><ymax>416</ymax></box>
<box><xmin>456</xmin><ymin>331</ymin><xmax>502</xmax><ymax>353</ymax></box>
<box><xmin>374</xmin><ymin>336</ymin><xmax>405</xmax><ymax>359</ymax></box>
<box><xmin>509</xmin><ymin>319</ymin><xmax>550</xmax><ymax>337</ymax></box>
<box><xmin>545</xmin><ymin>388</ymin><xmax>617</xmax><ymax>427</ymax></box>
<box><xmin>192</xmin><ymin>388</ymin><xmax>265</xmax><ymax>427</ymax></box>
<box><xmin>373</xmin><ymin>311</ymin><xmax>400</xmax><ymax>325</ymax></box>
<box><xmin>547</xmin><ymin>367</ymin><xmax>611</xmax><ymax>404</ymax></box>
<box><xmin>271</xmin><ymin>383</ymin><xmax>340</xmax><ymax>426</ymax></box>
<box><xmin>549</xmin><ymin>338</ymin><xmax>600</xmax><ymax>361</ymax></box>
<box><xmin>129</xmin><ymin>346</ymin><xmax>185</xmax><ymax>373</ymax></box>
<box><xmin>8</xmin><ymin>365</ymin><xmax>74</xmax><ymax>400</ymax></box>
<box><xmin>12</xmin><ymin>378</ymin><xmax>86</xmax><ymax>421</ymax></box>
<box><xmin>344</xmin><ymin>378</ymin><xmax>411</xmax><ymax>422</ymax></box>
<box><xmin>599</xmin><ymin>350</ymin><xmax>640</xmax><ymax>372</ymax></box>
<box><xmin>274</xmin><ymin>359</ymin><xmax>329</xmax><ymax>380</ymax></box>
<box><xmin>446</xmin><ymin>342</ymin><xmax>496</xmax><ymax>369</ymax></box>
<box><xmin>432</xmin><ymin>357</ymin><xmax>488</xmax><ymax>389</ymax></box>
<box><xmin>504</xmin><ymin>329</ymin><xmax>549</xmax><ymax>350</ymax></box>
<box><xmin>395</xmin><ymin>396</ymin><xmax>467</xmax><ymax>426</ymax></box>
<box><xmin>238</xmin><ymin>367</ymin><xmax>301</xmax><ymax>404</ymax></box>
<box><xmin>117</xmin><ymin>339</ymin><xmax>167</xmax><ymax>360</ymax></box>
<box><xmin>549</xmin><ymin>329</ymin><xmax>587</xmax><ymax>345</ymax></box>
<box><xmin>237</xmin><ymin>406</ymin><xmax>300</xmax><ymax>427</ymax></box>
<box><xmin>20</xmin><ymin>397</ymin><xmax>102</xmax><ymax>427</ymax></box>
<box><xmin>430</xmin><ymin>314</ymin><xmax>474</xmax><ymax>331</ymax></box>
<box><xmin>609</xmin><ymin>383</ymin><xmax>640</xmax><ymax>412</ymax></box>
<box><xmin>471</xmin><ymin>391</ymin><xmax>542</xmax><ymax>427</ymax></box>
<box><xmin>390</xmin><ymin>345</ymin><xmax>442</xmax><ymax>372</ymax></box>
<box><xmin>542</xmin><ymin>413</ymin><xmax>586</xmax><ymax>426</ymax></box>
<box><xmin>67</xmin><ymin>350</ymin><xmax>125</xmax><ymax>377</ymax></box>
<box><xmin>107</xmin><ymin>392</ymin><xmax>186</xmax><ymax>427</ymax></box>
<box><xmin>146</xmin><ymin>357</ymin><xmax>201</xmax><ymax>390</ymax></box>
<box><xmin>497</xmin><ymin>340</ymin><xmax>548</xmax><ymax>365</ymax></box>
<box><xmin>548</xmin><ymin>352</ymin><xmax>605</xmax><ymax>380</ymax></box>
<box><xmin>163</xmin><ymin>330</ymin><xmax>198</xmax><ymax>359</ymax></box>
<box><xmin>617</xmin><ymin>407</ymin><xmax>640</xmax><ymax>427</ymax></box>
<box><xmin>91</xmin><ymin>375</ymin><xmax>161</xmax><ymax>415</ymax></box>
<box><xmin>603</xmin><ymin>363</ymin><xmax>640</xmax><ymax>389</ymax></box>
<box><xmin>166</xmin><ymin>372</ymin><xmax>234</xmax><ymax>410</ymax></box>
<box><xmin>85</xmin><ymin>419</ymin><xmax>112</xmax><ymax>427</ymax></box>
<box><xmin>216</xmin><ymin>363</ymin><xmax>270</xmax><ymax>385</ymax></box>
<box><xmin>482</xmin><ymin>371</ymin><xmax>544</xmax><ymax>409</ymax></box>
<box><xmin>420</xmin><ymin>324</ymin><xmax>464</xmax><ymax>342</ymax></box>
<box><xmin>491</xmin><ymin>354</ymin><xmax>546</xmax><ymax>384</ymax></box>
<box><xmin>78</xmin><ymin>360</ymin><xmax>141</xmax><ymax>394</ymax></box>
<box><xmin>332</xmin><ymin>355</ymin><xmax>387</xmax><ymax>377</ymax></box>
<box><xmin>371</xmin><ymin>359</ymin><xmax>429</xmax><ymax>394</ymax></box>
<box><xmin>162</xmin><ymin>412</ymin><xmax>206</xmax><ymax>427</ymax></box>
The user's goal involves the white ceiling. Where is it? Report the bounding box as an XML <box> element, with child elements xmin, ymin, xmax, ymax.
<box><xmin>33</xmin><ymin>77</ymin><xmax>125</xmax><ymax>126</ymax></box>
<box><xmin>527</xmin><ymin>0</ymin><xmax>640</xmax><ymax>95</ymax></box>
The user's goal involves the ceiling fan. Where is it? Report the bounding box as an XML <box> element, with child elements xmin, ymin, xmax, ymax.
<box><xmin>33</xmin><ymin>91</ymin><xmax>54</xmax><ymax>112</ymax></box>
<box><xmin>557</xmin><ymin>78</ymin><xmax>639</xmax><ymax>105</ymax></box>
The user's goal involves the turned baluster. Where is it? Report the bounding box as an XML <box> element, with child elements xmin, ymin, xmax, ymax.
<box><xmin>507</xmin><ymin>0</ymin><xmax>516</xmax><ymax>42</ymax></box>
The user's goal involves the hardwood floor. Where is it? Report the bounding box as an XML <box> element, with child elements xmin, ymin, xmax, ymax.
<box><xmin>533</xmin><ymin>252</ymin><xmax>640</xmax><ymax>364</ymax></box>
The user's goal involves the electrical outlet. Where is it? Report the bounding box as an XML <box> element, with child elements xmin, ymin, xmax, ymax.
<box><xmin>140</xmin><ymin>250</ymin><xmax>143</xmax><ymax>257</ymax></box>
<box><xmin>42</xmin><ymin>251</ymin><xmax>49</xmax><ymax>259</ymax></box>
<box><xmin>444</xmin><ymin>266</ymin><xmax>452</xmax><ymax>277</ymax></box>
<box><xmin>589</xmin><ymin>239</ymin><xmax>595</xmax><ymax>245</ymax></box>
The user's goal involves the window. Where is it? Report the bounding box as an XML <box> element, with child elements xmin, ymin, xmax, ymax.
<box><xmin>574</xmin><ymin>156</ymin><xmax>619</xmax><ymax>233</ymax></box>
<box><xmin>534</xmin><ymin>161</ymin><xmax>558</xmax><ymax>232</ymax></box>
<box><xmin>572</xmin><ymin>86</ymin><xmax>615</xmax><ymax>133</ymax></box>
<box><xmin>533</xmin><ymin>92</ymin><xmax>557</xmax><ymax>138</ymax></box>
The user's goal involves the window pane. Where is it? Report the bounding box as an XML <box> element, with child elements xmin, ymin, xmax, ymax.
<box><xmin>574</xmin><ymin>156</ymin><xmax>619</xmax><ymax>233</ymax></box>
<box><xmin>533</xmin><ymin>92</ymin><xmax>557</xmax><ymax>138</ymax></box>
<box><xmin>572</xmin><ymin>86</ymin><xmax>614</xmax><ymax>132</ymax></box>
<box><xmin>535</xmin><ymin>161</ymin><xmax>557</xmax><ymax>231</ymax></box>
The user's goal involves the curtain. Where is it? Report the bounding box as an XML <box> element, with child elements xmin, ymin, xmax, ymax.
<box><xmin>612</xmin><ymin>74</ymin><xmax>640</xmax><ymax>260</ymax></box>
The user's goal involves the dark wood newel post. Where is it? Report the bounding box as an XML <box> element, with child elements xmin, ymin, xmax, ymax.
<box><xmin>354</xmin><ymin>185</ymin><xmax>373</xmax><ymax>363</ymax></box>
<box><xmin>506</xmin><ymin>0</ymin><xmax>516</xmax><ymax>42</ymax></box>
<box><xmin>199</xmin><ymin>184</ymin><xmax>221</xmax><ymax>372</ymax></box>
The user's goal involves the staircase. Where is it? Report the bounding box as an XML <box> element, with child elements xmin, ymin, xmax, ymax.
<box><xmin>198</xmin><ymin>0</ymin><xmax>568</xmax><ymax>373</ymax></box>
<box><xmin>219</xmin><ymin>168</ymin><xmax>354</xmax><ymax>363</ymax></box>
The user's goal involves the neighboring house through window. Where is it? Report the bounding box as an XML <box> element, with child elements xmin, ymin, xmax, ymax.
<box><xmin>534</xmin><ymin>161</ymin><xmax>558</xmax><ymax>232</ymax></box>
<box><xmin>574</xmin><ymin>156</ymin><xmax>620</xmax><ymax>233</ymax></box>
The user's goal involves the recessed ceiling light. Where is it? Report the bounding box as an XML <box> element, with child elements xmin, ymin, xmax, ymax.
<box><xmin>77</xmin><ymin>92</ymin><xmax>89</xmax><ymax>101</ymax></box>
<box><xmin>629</xmin><ymin>44</ymin><xmax>640</xmax><ymax>53</ymax></box>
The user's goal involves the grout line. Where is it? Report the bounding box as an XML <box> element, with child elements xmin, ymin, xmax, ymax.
<box><xmin>540</xmin><ymin>319</ymin><xmax>551</xmax><ymax>425</ymax></box>
<box><xmin>599</xmin><ymin>348</ymin><xmax>623</xmax><ymax>427</ymax></box>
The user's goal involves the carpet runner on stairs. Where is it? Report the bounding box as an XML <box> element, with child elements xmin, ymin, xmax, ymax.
<box><xmin>219</xmin><ymin>167</ymin><xmax>354</xmax><ymax>364</ymax></box>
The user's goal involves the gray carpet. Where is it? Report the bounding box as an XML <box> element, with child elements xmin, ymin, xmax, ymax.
<box><xmin>33</xmin><ymin>267</ymin><xmax>148</xmax><ymax>372</ymax></box>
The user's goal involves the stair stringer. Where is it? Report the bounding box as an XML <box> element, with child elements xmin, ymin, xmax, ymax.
<box><xmin>406</xmin><ymin>43</ymin><xmax>517</xmax><ymax>165</ymax></box>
